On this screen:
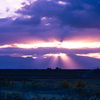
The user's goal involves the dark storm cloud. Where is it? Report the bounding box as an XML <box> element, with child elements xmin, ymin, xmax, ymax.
<box><xmin>16</xmin><ymin>0</ymin><xmax>100</xmax><ymax>28</ymax></box>
<box><xmin>13</xmin><ymin>16</ymin><xmax>41</xmax><ymax>26</ymax></box>
<box><xmin>59</xmin><ymin>0</ymin><xmax>100</xmax><ymax>28</ymax></box>
<box><xmin>16</xmin><ymin>0</ymin><xmax>63</xmax><ymax>18</ymax></box>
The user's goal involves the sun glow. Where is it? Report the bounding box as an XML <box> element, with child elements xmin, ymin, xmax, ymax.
<box><xmin>1</xmin><ymin>41</ymin><xmax>100</xmax><ymax>49</ymax></box>
<box><xmin>60</xmin><ymin>54</ymin><xmax>80</xmax><ymax>69</ymax></box>
<box><xmin>14</xmin><ymin>42</ymin><xmax>100</xmax><ymax>49</ymax></box>
<box><xmin>43</xmin><ymin>53</ymin><xmax>80</xmax><ymax>69</ymax></box>
<box><xmin>44</xmin><ymin>53</ymin><xmax>66</xmax><ymax>57</ymax></box>
<box><xmin>43</xmin><ymin>53</ymin><xmax>66</xmax><ymax>68</ymax></box>
<box><xmin>14</xmin><ymin>42</ymin><xmax>61</xmax><ymax>49</ymax></box>
<box><xmin>61</xmin><ymin>42</ymin><xmax>100</xmax><ymax>49</ymax></box>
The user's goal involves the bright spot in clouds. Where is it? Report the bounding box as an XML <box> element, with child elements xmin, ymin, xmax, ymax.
<box><xmin>1</xmin><ymin>41</ymin><xmax>100</xmax><ymax>49</ymax></box>
<box><xmin>41</xmin><ymin>17</ymin><xmax>47</xmax><ymax>20</ymax></box>
<box><xmin>0</xmin><ymin>0</ymin><xmax>23</xmax><ymax>18</ymax></box>
<box><xmin>44</xmin><ymin>53</ymin><xmax>66</xmax><ymax>57</ymax></box>
<box><xmin>58</xmin><ymin>1</ymin><xmax>67</xmax><ymax>5</ymax></box>
<box><xmin>21</xmin><ymin>55</ymin><xmax>37</xmax><ymax>59</ymax></box>
<box><xmin>0</xmin><ymin>45</ymin><xmax>12</xmax><ymax>48</ymax></box>
<box><xmin>14</xmin><ymin>42</ymin><xmax>100</xmax><ymax>49</ymax></box>
<box><xmin>43</xmin><ymin>53</ymin><xmax>80</xmax><ymax>69</ymax></box>
<box><xmin>46</xmin><ymin>23</ymin><xmax>50</xmax><ymax>26</ymax></box>
<box><xmin>76</xmin><ymin>53</ymin><xmax>100</xmax><ymax>59</ymax></box>
<box><xmin>14</xmin><ymin>42</ymin><xmax>61</xmax><ymax>49</ymax></box>
<box><xmin>0</xmin><ymin>0</ymin><xmax>37</xmax><ymax>18</ymax></box>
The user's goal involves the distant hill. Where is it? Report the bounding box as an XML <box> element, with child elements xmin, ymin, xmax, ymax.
<box><xmin>0</xmin><ymin>55</ymin><xmax>100</xmax><ymax>69</ymax></box>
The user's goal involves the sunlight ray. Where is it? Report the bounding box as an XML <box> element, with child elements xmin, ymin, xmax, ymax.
<box><xmin>60</xmin><ymin>54</ymin><xmax>81</xmax><ymax>69</ymax></box>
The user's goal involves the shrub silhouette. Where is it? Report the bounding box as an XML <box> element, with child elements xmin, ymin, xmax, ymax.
<box><xmin>88</xmin><ymin>84</ymin><xmax>94</xmax><ymax>88</ymax></box>
<box><xmin>31</xmin><ymin>81</ymin><xmax>35</xmax><ymax>85</ymax></box>
<box><xmin>7</xmin><ymin>78</ymin><xmax>11</xmax><ymax>84</ymax></box>
<box><xmin>21</xmin><ymin>80</ymin><xmax>26</xmax><ymax>89</ymax></box>
<box><xmin>74</xmin><ymin>79</ymin><xmax>86</xmax><ymax>87</ymax></box>
<box><xmin>0</xmin><ymin>82</ymin><xmax>2</xmax><ymax>87</ymax></box>
<box><xmin>1</xmin><ymin>75</ymin><xmax>5</xmax><ymax>81</ymax></box>
<box><xmin>21</xmin><ymin>81</ymin><xmax>26</xmax><ymax>85</ymax></box>
<box><xmin>59</xmin><ymin>80</ymin><xmax>70</xmax><ymax>88</ymax></box>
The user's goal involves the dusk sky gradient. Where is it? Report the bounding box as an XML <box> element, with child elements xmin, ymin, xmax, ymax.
<box><xmin>0</xmin><ymin>0</ymin><xmax>100</xmax><ymax>69</ymax></box>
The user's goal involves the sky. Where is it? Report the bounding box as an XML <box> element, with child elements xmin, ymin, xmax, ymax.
<box><xmin>0</xmin><ymin>0</ymin><xmax>100</xmax><ymax>69</ymax></box>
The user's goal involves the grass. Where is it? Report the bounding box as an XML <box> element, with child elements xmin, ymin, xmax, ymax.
<box><xmin>0</xmin><ymin>76</ymin><xmax>100</xmax><ymax>100</ymax></box>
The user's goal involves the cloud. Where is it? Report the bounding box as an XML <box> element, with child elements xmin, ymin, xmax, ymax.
<box><xmin>0</xmin><ymin>47</ymin><xmax>100</xmax><ymax>57</ymax></box>
<box><xmin>15</xmin><ymin>0</ymin><xmax>100</xmax><ymax>28</ymax></box>
<box><xmin>13</xmin><ymin>16</ymin><xmax>41</xmax><ymax>26</ymax></box>
<box><xmin>16</xmin><ymin>0</ymin><xmax>63</xmax><ymax>18</ymax></box>
<box><xmin>58</xmin><ymin>0</ymin><xmax>100</xmax><ymax>28</ymax></box>
<box><xmin>6</xmin><ymin>7</ymin><xmax>10</xmax><ymax>12</ymax></box>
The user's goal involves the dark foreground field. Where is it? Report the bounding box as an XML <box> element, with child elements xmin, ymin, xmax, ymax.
<box><xmin>0</xmin><ymin>69</ymin><xmax>100</xmax><ymax>81</ymax></box>
<box><xmin>0</xmin><ymin>69</ymin><xmax>100</xmax><ymax>100</ymax></box>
